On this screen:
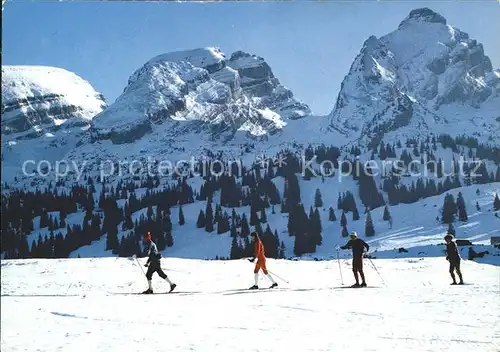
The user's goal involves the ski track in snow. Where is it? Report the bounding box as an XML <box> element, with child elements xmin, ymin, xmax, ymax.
<box><xmin>1</xmin><ymin>257</ymin><xmax>499</xmax><ymax>352</ymax></box>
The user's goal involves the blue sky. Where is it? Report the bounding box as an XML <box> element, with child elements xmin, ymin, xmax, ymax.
<box><xmin>2</xmin><ymin>1</ymin><xmax>499</xmax><ymax>115</ymax></box>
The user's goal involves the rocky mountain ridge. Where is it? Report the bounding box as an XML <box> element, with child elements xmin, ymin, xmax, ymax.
<box><xmin>328</xmin><ymin>7</ymin><xmax>500</xmax><ymax>147</ymax></box>
<box><xmin>90</xmin><ymin>47</ymin><xmax>311</xmax><ymax>145</ymax></box>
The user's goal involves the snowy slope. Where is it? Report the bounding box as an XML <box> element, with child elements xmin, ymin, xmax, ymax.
<box><xmin>1</xmin><ymin>257</ymin><xmax>500</xmax><ymax>351</ymax></box>
<box><xmin>62</xmin><ymin>178</ymin><xmax>500</xmax><ymax>262</ymax></box>
<box><xmin>328</xmin><ymin>8</ymin><xmax>500</xmax><ymax>147</ymax></box>
<box><xmin>1</xmin><ymin>65</ymin><xmax>106</xmax><ymax>182</ymax></box>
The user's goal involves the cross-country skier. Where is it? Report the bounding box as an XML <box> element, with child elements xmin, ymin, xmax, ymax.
<box><xmin>340</xmin><ymin>231</ymin><xmax>370</xmax><ymax>287</ymax></box>
<box><xmin>248</xmin><ymin>232</ymin><xmax>278</xmax><ymax>290</ymax></box>
<box><xmin>141</xmin><ymin>232</ymin><xmax>176</xmax><ymax>294</ymax></box>
<box><xmin>444</xmin><ymin>234</ymin><xmax>464</xmax><ymax>285</ymax></box>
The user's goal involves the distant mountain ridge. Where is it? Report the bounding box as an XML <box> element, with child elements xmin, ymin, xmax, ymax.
<box><xmin>2</xmin><ymin>7</ymin><xmax>499</xmax><ymax>186</ymax></box>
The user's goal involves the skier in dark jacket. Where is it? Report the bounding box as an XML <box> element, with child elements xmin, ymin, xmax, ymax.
<box><xmin>444</xmin><ymin>234</ymin><xmax>464</xmax><ymax>285</ymax></box>
<box><xmin>141</xmin><ymin>232</ymin><xmax>176</xmax><ymax>294</ymax></box>
<box><xmin>340</xmin><ymin>232</ymin><xmax>370</xmax><ymax>287</ymax></box>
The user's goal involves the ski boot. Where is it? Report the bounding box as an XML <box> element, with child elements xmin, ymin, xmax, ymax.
<box><xmin>142</xmin><ymin>288</ymin><xmax>153</xmax><ymax>294</ymax></box>
<box><xmin>269</xmin><ymin>283</ymin><xmax>278</xmax><ymax>289</ymax></box>
<box><xmin>451</xmin><ymin>282</ymin><xmax>458</xmax><ymax>285</ymax></box>
<box><xmin>249</xmin><ymin>285</ymin><xmax>259</xmax><ymax>290</ymax></box>
<box><xmin>169</xmin><ymin>283</ymin><xmax>177</xmax><ymax>293</ymax></box>
<box><xmin>360</xmin><ymin>282</ymin><xmax>367</xmax><ymax>287</ymax></box>
<box><xmin>351</xmin><ymin>283</ymin><xmax>361</xmax><ymax>288</ymax></box>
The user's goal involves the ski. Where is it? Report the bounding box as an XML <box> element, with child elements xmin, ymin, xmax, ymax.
<box><xmin>105</xmin><ymin>291</ymin><xmax>183</xmax><ymax>295</ymax></box>
<box><xmin>333</xmin><ymin>286</ymin><xmax>379</xmax><ymax>289</ymax></box>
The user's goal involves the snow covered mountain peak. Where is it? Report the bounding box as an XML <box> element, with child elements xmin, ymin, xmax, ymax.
<box><xmin>91</xmin><ymin>47</ymin><xmax>311</xmax><ymax>145</ymax></box>
<box><xmin>127</xmin><ymin>47</ymin><xmax>226</xmax><ymax>88</ymax></box>
<box><xmin>1</xmin><ymin>65</ymin><xmax>106</xmax><ymax>182</ymax></box>
<box><xmin>398</xmin><ymin>7</ymin><xmax>447</xmax><ymax>28</ymax></box>
<box><xmin>2</xmin><ymin>65</ymin><xmax>106</xmax><ymax>135</ymax></box>
<box><xmin>329</xmin><ymin>8</ymin><xmax>500</xmax><ymax>147</ymax></box>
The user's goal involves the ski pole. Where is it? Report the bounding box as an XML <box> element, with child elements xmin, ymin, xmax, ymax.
<box><xmin>246</xmin><ymin>258</ymin><xmax>290</xmax><ymax>284</ymax></box>
<box><xmin>336</xmin><ymin>248</ymin><xmax>344</xmax><ymax>286</ymax></box>
<box><xmin>134</xmin><ymin>257</ymin><xmax>147</xmax><ymax>276</ymax></box>
<box><xmin>367</xmin><ymin>257</ymin><xmax>386</xmax><ymax>287</ymax></box>
<box><xmin>267</xmin><ymin>269</ymin><xmax>290</xmax><ymax>284</ymax></box>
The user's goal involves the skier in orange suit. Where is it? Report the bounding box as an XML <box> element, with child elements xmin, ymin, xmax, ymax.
<box><xmin>248</xmin><ymin>232</ymin><xmax>278</xmax><ymax>289</ymax></box>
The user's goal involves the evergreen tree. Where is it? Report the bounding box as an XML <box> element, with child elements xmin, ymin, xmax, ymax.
<box><xmin>494</xmin><ymin>193</ymin><xmax>500</xmax><ymax>211</ymax></box>
<box><xmin>205</xmin><ymin>202</ymin><xmax>214</xmax><ymax>232</ymax></box>
<box><xmin>312</xmin><ymin>208</ymin><xmax>323</xmax><ymax>245</ymax></box>
<box><xmin>441</xmin><ymin>193</ymin><xmax>457</xmax><ymax>224</ymax></box>
<box><xmin>437</xmin><ymin>158</ymin><xmax>444</xmax><ymax>178</ymax></box>
<box><xmin>273</xmin><ymin>229</ymin><xmax>281</xmax><ymax>257</ymax></box>
<box><xmin>358</xmin><ymin>164</ymin><xmax>385</xmax><ymax>210</ymax></box>
<box><xmin>279</xmin><ymin>240</ymin><xmax>286</xmax><ymax>259</ymax></box>
<box><xmin>280</xmin><ymin>200</ymin><xmax>286</xmax><ymax>214</ymax></box>
<box><xmin>196</xmin><ymin>210</ymin><xmax>205</xmax><ymax>228</ymax></box>
<box><xmin>293</xmin><ymin>231</ymin><xmax>305</xmax><ymax>256</ymax></box>
<box><xmin>352</xmin><ymin>205</ymin><xmax>360</xmax><ymax>221</ymax></box>
<box><xmin>123</xmin><ymin>202</ymin><xmax>134</xmax><ymax>230</ymax></box>
<box><xmin>156</xmin><ymin>231</ymin><xmax>166</xmax><ymax>251</ymax></box>
<box><xmin>260</xmin><ymin>208</ymin><xmax>268</xmax><ymax>223</ymax></box>
<box><xmin>230</xmin><ymin>236</ymin><xmax>242</xmax><ymax>259</ymax></box>
<box><xmin>230</xmin><ymin>219</ymin><xmax>238</xmax><ymax>237</ymax></box>
<box><xmin>53</xmin><ymin>217</ymin><xmax>60</xmax><ymax>230</ymax></box>
<box><xmin>19</xmin><ymin>235</ymin><xmax>30</xmax><ymax>258</ymax></box>
<box><xmin>250</xmin><ymin>202</ymin><xmax>259</xmax><ymax>226</ymax></box>
<box><xmin>365</xmin><ymin>210</ymin><xmax>375</xmax><ymax>237</ymax></box>
<box><xmin>383</xmin><ymin>205</ymin><xmax>391</xmax><ymax>221</ymax></box>
<box><xmin>214</xmin><ymin>204</ymin><xmax>222</xmax><ymax>224</ymax></box>
<box><xmin>106</xmin><ymin>223</ymin><xmax>119</xmax><ymax>252</ymax></box>
<box><xmin>340</xmin><ymin>211</ymin><xmax>347</xmax><ymax>228</ymax></box>
<box><xmin>456</xmin><ymin>192</ymin><xmax>468</xmax><ymax>222</ymax></box>
<box><xmin>147</xmin><ymin>205</ymin><xmax>154</xmax><ymax>222</ymax></box>
<box><xmin>30</xmin><ymin>240</ymin><xmax>37</xmax><ymax>258</ymax></box>
<box><xmin>314</xmin><ymin>188</ymin><xmax>323</xmax><ymax>208</ymax></box>
<box><xmin>217</xmin><ymin>212</ymin><xmax>230</xmax><ymax>234</ymax></box>
<box><xmin>178</xmin><ymin>206</ymin><xmax>185</xmax><ymax>225</ymax></box>
<box><xmin>165</xmin><ymin>228</ymin><xmax>174</xmax><ymax>247</ymax></box>
<box><xmin>240</xmin><ymin>214</ymin><xmax>250</xmax><ymax>237</ymax></box>
<box><xmin>447</xmin><ymin>222</ymin><xmax>456</xmax><ymax>237</ymax></box>
<box><xmin>341</xmin><ymin>226</ymin><xmax>349</xmax><ymax>237</ymax></box>
<box><xmin>328</xmin><ymin>207</ymin><xmax>336</xmax><ymax>221</ymax></box>
<box><xmin>40</xmin><ymin>210</ymin><xmax>49</xmax><ymax>229</ymax></box>
<box><xmin>59</xmin><ymin>210</ymin><xmax>67</xmax><ymax>228</ymax></box>
<box><xmin>260</xmin><ymin>225</ymin><xmax>278</xmax><ymax>258</ymax></box>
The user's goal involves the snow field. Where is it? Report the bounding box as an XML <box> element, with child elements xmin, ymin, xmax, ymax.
<box><xmin>1</xmin><ymin>257</ymin><xmax>499</xmax><ymax>352</ymax></box>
